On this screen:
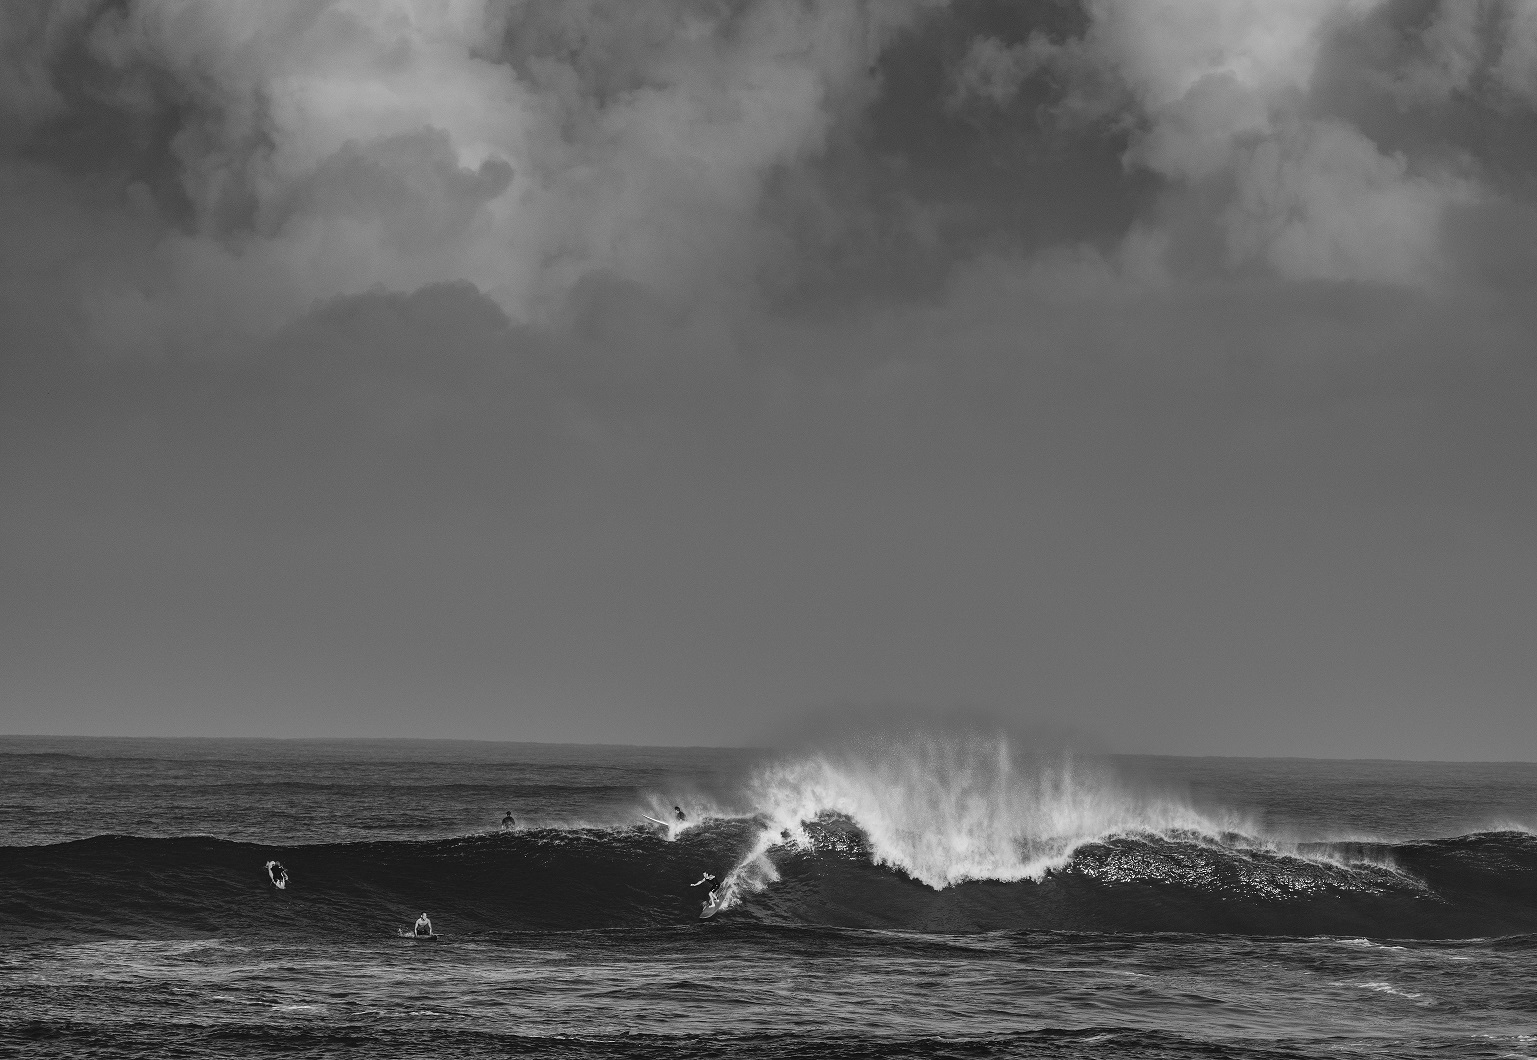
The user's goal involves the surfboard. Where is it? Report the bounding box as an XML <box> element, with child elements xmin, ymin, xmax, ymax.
<box><xmin>398</xmin><ymin>931</ymin><xmax>439</xmax><ymax>940</ymax></box>
<box><xmin>641</xmin><ymin>815</ymin><xmax>671</xmax><ymax>828</ymax></box>
<box><xmin>699</xmin><ymin>897</ymin><xmax>722</xmax><ymax>920</ymax></box>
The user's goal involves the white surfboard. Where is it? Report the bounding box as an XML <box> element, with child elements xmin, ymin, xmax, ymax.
<box><xmin>641</xmin><ymin>815</ymin><xmax>671</xmax><ymax>828</ymax></box>
<box><xmin>699</xmin><ymin>899</ymin><xmax>721</xmax><ymax>920</ymax></box>
<box><xmin>398</xmin><ymin>931</ymin><xmax>439</xmax><ymax>940</ymax></box>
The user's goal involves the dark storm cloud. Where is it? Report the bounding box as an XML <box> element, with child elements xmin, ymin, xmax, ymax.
<box><xmin>2</xmin><ymin>0</ymin><xmax>1536</xmax><ymax>757</ymax></box>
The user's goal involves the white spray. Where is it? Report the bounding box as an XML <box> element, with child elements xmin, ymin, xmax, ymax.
<box><xmin>711</xmin><ymin>729</ymin><xmax>1254</xmax><ymax>907</ymax></box>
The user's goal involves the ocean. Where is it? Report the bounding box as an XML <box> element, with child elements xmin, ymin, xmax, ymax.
<box><xmin>2</xmin><ymin>735</ymin><xmax>1534</xmax><ymax>1058</ymax></box>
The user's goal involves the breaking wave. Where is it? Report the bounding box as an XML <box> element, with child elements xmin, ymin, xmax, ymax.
<box><xmin>739</xmin><ymin>732</ymin><xmax>1254</xmax><ymax>888</ymax></box>
<box><xmin>6</xmin><ymin>824</ymin><xmax>1536</xmax><ymax>942</ymax></box>
<box><xmin>6</xmin><ymin>733</ymin><xmax>1535</xmax><ymax>942</ymax></box>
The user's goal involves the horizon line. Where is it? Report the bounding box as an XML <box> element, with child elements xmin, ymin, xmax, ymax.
<box><xmin>2</xmin><ymin>732</ymin><xmax>1533</xmax><ymax>766</ymax></box>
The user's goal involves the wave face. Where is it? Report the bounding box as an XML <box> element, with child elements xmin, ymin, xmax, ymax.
<box><xmin>6</xmin><ymin>823</ymin><xmax>1536</xmax><ymax>942</ymax></box>
<box><xmin>5</xmin><ymin>734</ymin><xmax>1536</xmax><ymax>942</ymax></box>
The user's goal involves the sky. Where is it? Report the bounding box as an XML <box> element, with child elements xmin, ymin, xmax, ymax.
<box><xmin>2</xmin><ymin>0</ymin><xmax>1535</xmax><ymax>759</ymax></box>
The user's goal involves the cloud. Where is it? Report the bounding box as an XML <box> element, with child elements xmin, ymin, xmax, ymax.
<box><xmin>0</xmin><ymin>0</ymin><xmax>929</xmax><ymax>360</ymax></box>
<box><xmin>947</xmin><ymin>0</ymin><xmax>1512</xmax><ymax>287</ymax></box>
<box><xmin>1361</xmin><ymin>0</ymin><xmax>1537</xmax><ymax>110</ymax></box>
<box><xmin>10</xmin><ymin>0</ymin><xmax>1537</xmax><ymax>368</ymax></box>
<box><xmin>949</xmin><ymin>33</ymin><xmax>1060</xmax><ymax>110</ymax></box>
<box><xmin>1225</xmin><ymin>118</ymin><xmax>1471</xmax><ymax>283</ymax></box>
<box><xmin>1386</xmin><ymin>0</ymin><xmax>1492</xmax><ymax>105</ymax></box>
<box><xmin>1494</xmin><ymin>0</ymin><xmax>1537</xmax><ymax>103</ymax></box>
<box><xmin>1095</xmin><ymin>0</ymin><xmax>1476</xmax><ymax>285</ymax></box>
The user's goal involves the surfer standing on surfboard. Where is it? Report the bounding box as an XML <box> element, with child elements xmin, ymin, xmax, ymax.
<box><xmin>692</xmin><ymin>872</ymin><xmax>723</xmax><ymax>910</ymax></box>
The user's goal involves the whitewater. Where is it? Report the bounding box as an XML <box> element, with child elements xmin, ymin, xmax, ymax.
<box><xmin>3</xmin><ymin>735</ymin><xmax>1536</xmax><ymax>1059</ymax></box>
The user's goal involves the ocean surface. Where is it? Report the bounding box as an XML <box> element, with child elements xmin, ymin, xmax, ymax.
<box><xmin>2</xmin><ymin>734</ymin><xmax>1535</xmax><ymax>1058</ymax></box>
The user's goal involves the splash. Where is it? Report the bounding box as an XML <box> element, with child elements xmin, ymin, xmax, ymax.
<box><xmin>725</xmin><ymin>731</ymin><xmax>1254</xmax><ymax>893</ymax></box>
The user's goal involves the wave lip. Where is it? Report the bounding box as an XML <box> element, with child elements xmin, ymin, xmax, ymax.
<box><xmin>737</xmin><ymin>734</ymin><xmax>1258</xmax><ymax>889</ymax></box>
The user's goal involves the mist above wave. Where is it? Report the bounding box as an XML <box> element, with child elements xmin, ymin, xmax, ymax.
<box><xmin>731</xmin><ymin>729</ymin><xmax>1256</xmax><ymax>891</ymax></box>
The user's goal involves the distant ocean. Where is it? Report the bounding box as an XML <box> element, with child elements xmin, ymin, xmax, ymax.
<box><xmin>3</xmin><ymin>735</ymin><xmax>1535</xmax><ymax>1059</ymax></box>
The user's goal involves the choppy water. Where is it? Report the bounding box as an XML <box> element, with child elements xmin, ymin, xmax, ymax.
<box><xmin>2</xmin><ymin>736</ymin><xmax>1535</xmax><ymax>1058</ymax></box>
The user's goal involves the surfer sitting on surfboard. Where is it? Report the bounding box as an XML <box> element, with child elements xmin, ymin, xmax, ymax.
<box><xmin>500</xmin><ymin>811</ymin><xmax>515</xmax><ymax>831</ymax></box>
<box><xmin>414</xmin><ymin>913</ymin><xmax>432</xmax><ymax>937</ymax></box>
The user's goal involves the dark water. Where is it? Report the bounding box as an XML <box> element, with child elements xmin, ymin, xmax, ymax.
<box><xmin>2</xmin><ymin>736</ymin><xmax>1535</xmax><ymax>1058</ymax></box>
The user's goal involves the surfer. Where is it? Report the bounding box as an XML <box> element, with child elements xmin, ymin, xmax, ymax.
<box><xmin>265</xmin><ymin>860</ymin><xmax>288</xmax><ymax>888</ymax></box>
<box><xmin>690</xmin><ymin>872</ymin><xmax>716</xmax><ymax>888</ymax></box>
<box><xmin>413</xmin><ymin>912</ymin><xmax>432</xmax><ymax>937</ymax></box>
<box><xmin>674</xmin><ymin>806</ymin><xmax>686</xmax><ymax>823</ymax></box>
<box><xmin>500</xmin><ymin>810</ymin><xmax>515</xmax><ymax>831</ymax></box>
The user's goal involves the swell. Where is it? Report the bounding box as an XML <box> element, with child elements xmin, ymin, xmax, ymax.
<box><xmin>5</xmin><ymin>822</ymin><xmax>1535</xmax><ymax>942</ymax></box>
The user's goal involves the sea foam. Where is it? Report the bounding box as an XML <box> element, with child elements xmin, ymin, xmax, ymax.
<box><xmin>728</xmin><ymin>730</ymin><xmax>1253</xmax><ymax>892</ymax></box>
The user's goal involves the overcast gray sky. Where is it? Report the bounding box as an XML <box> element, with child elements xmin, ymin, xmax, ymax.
<box><xmin>2</xmin><ymin>0</ymin><xmax>1535</xmax><ymax>758</ymax></box>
